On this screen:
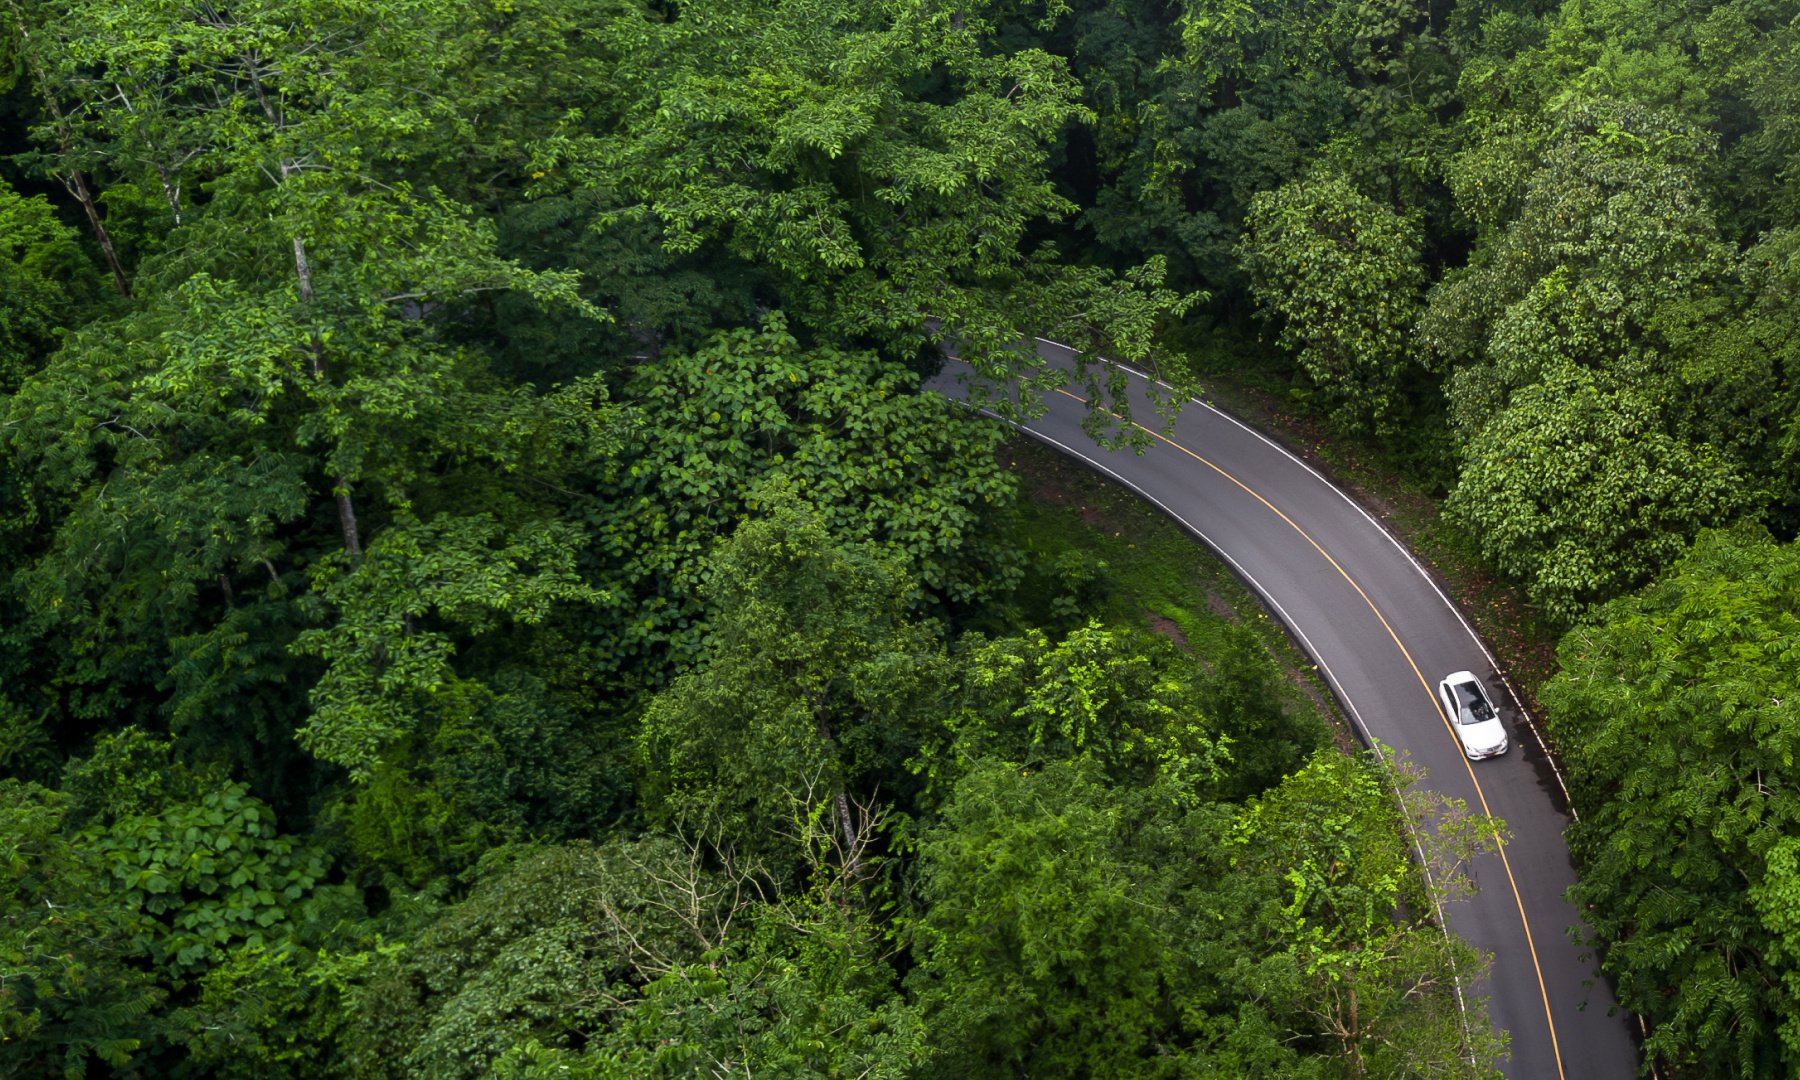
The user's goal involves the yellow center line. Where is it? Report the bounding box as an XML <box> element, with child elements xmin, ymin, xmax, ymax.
<box><xmin>1054</xmin><ymin>387</ymin><xmax>1565</xmax><ymax>1078</ymax></box>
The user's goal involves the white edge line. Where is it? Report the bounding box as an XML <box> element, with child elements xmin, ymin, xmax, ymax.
<box><xmin>1038</xmin><ymin>337</ymin><xmax>1574</xmax><ymax>817</ymax></box>
<box><xmin>968</xmin><ymin>405</ymin><xmax>1480</xmax><ymax>1052</ymax></box>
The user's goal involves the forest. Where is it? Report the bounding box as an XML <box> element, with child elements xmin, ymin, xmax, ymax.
<box><xmin>1</xmin><ymin>0</ymin><xmax>1797</xmax><ymax>1075</ymax></box>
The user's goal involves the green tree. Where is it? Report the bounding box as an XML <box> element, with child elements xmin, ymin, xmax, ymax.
<box><xmin>49</xmin><ymin>729</ymin><xmax>362</xmax><ymax>1021</ymax></box>
<box><xmin>335</xmin><ymin>829</ymin><xmax>919</xmax><ymax>1079</ymax></box>
<box><xmin>573</xmin><ymin>907</ymin><xmax>924</xmax><ymax>1079</ymax></box>
<box><xmin>1445</xmin><ymin>361</ymin><xmax>1747</xmax><ymax>623</ymax></box>
<box><xmin>1</xmin><ymin>0</ymin><xmax>623</xmax><ymax>809</ymax></box>
<box><xmin>1424</xmin><ymin>99</ymin><xmax>1751</xmax><ymax>618</ymax></box>
<box><xmin>907</xmin><ymin>752</ymin><xmax>1502</xmax><ymax>1076</ymax></box>
<box><xmin>175</xmin><ymin>941</ymin><xmax>391</xmax><ymax>1080</ymax></box>
<box><xmin>922</xmin><ymin>620</ymin><xmax>1232</xmax><ymax>798</ymax></box>
<box><xmin>0</xmin><ymin>178</ymin><xmax>101</xmax><ymax>775</ymax></box>
<box><xmin>1238</xmin><ymin>173</ymin><xmax>1426</xmax><ymax>429</ymax></box>
<box><xmin>0</xmin><ymin>781</ymin><xmax>161</xmax><ymax>1078</ymax></box>
<box><xmin>907</xmin><ymin>758</ymin><xmax>1263</xmax><ymax>1077</ymax></box>
<box><xmin>0</xmin><ymin>0</ymin><xmax>133</xmax><ymax>295</ymax></box>
<box><xmin>1424</xmin><ymin>100</ymin><xmax>1728</xmax><ymax>400</ymax></box>
<box><xmin>1447</xmin><ymin>0</ymin><xmax>1800</xmax><ymax>239</ymax></box>
<box><xmin>1064</xmin><ymin>0</ymin><xmax>1459</xmax><ymax>296</ymax></box>
<box><xmin>596</xmin><ymin>316</ymin><xmax>1014</xmax><ymax>678</ymax></box>
<box><xmin>0</xmin><ymin>178</ymin><xmax>97</xmax><ymax>393</ymax></box>
<box><xmin>78</xmin><ymin>783</ymin><xmax>357</xmax><ymax>982</ymax></box>
<box><xmin>0</xmin><ymin>0</ymin><xmax>625</xmax><ymax>830</ymax></box>
<box><xmin>1232</xmin><ymin>751</ymin><xmax>1507</xmax><ymax>1077</ymax></box>
<box><xmin>1541</xmin><ymin>525</ymin><xmax>1800</xmax><ymax>1074</ymax></box>
<box><xmin>295</xmin><ymin>513</ymin><xmax>600</xmax><ymax>778</ymax></box>
<box><xmin>1649</xmin><ymin>225</ymin><xmax>1800</xmax><ymax>532</ymax></box>
<box><xmin>568</xmin><ymin>812</ymin><xmax>924</xmax><ymax>1080</ymax></box>
<box><xmin>4</xmin><ymin>229</ymin><xmax>611</xmax><ymax>761</ymax></box>
<box><xmin>337</xmin><ymin>842</ymin><xmax>657</xmax><ymax>1077</ymax></box>
<box><xmin>638</xmin><ymin>496</ymin><xmax>951</xmax><ymax>869</ymax></box>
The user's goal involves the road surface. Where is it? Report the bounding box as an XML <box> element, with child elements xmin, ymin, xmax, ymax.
<box><xmin>929</xmin><ymin>344</ymin><xmax>1640</xmax><ymax>1079</ymax></box>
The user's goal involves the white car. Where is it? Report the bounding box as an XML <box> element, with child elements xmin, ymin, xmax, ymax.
<box><xmin>1438</xmin><ymin>671</ymin><xmax>1508</xmax><ymax>760</ymax></box>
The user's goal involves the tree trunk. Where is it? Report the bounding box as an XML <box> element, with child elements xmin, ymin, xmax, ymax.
<box><xmin>293</xmin><ymin>236</ymin><xmax>364</xmax><ymax>562</ymax></box>
<box><xmin>814</xmin><ymin>710</ymin><xmax>863</xmax><ymax>881</ymax></box>
<box><xmin>834</xmin><ymin>789</ymin><xmax>862</xmax><ymax>881</ymax></box>
<box><xmin>5</xmin><ymin>2</ymin><xmax>134</xmax><ymax>297</ymax></box>
<box><xmin>60</xmin><ymin>169</ymin><xmax>132</xmax><ymax>298</ymax></box>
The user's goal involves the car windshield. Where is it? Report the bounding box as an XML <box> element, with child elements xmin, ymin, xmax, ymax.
<box><xmin>1455</xmin><ymin>683</ymin><xmax>1494</xmax><ymax>724</ymax></box>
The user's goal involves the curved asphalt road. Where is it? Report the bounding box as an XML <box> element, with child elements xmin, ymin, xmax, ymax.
<box><xmin>929</xmin><ymin>344</ymin><xmax>1639</xmax><ymax>1079</ymax></box>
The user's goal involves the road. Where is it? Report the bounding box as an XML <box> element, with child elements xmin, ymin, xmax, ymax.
<box><xmin>929</xmin><ymin>344</ymin><xmax>1640</xmax><ymax>1079</ymax></box>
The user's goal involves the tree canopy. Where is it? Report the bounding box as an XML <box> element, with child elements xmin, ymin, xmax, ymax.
<box><xmin>13</xmin><ymin>0</ymin><xmax>1800</xmax><ymax>1071</ymax></box>
<box><xmin>1543</xmin><ymin>526</ymin><xmax>1800</xmax><ymax>1074</ymax></box>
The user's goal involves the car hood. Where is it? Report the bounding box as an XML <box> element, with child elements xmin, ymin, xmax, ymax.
<box><xmin>1461</xmin><ymin>716</ymin><xmax>1507</xmax><ymax>751</ymax></box>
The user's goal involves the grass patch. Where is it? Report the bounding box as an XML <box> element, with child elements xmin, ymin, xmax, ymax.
<box><xmin>986</xmin><ymin>435</ymin><xmax>1345</xmax><ymax>755</ymax></box>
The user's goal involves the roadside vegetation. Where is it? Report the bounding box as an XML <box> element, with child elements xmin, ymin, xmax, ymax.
<box><xmin>2</xmin><ymin>0</ymin><xmax>1798</xmax><ymax>1074</ymax></box>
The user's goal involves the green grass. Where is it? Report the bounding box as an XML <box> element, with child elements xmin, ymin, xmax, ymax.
<box><xmin>988</xmin><ymin>434</ymin><xmax>1348</xmax><ymax>753</ymax></box>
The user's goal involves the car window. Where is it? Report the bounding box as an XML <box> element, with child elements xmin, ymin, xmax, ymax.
<box><xmin>1454</xmin><ymin>681</ymin><xmax>1494</xmax><ymax>722</ymax></box>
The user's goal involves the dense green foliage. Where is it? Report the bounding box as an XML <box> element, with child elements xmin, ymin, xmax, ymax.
<box><xmin>1544</xmin><ymin>527</ymin><xmax>1800</xmax><ymax>1074</ymax></box>
<box><xmin>8</xmin><ymin>0</ymin><xmax>1800</xmax><ymax>1071</ymax></box>
<box><xmin>1240</xmin><ymin>173</ymin><xmax>1426</xmax><ymax>429</ymax></box>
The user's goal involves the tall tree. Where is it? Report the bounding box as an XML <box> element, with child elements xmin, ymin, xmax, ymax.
<box><xmin>0</xmin><ymin>0</ymin><xmax>132</xmax><ymax>295</ymax></box>
<box><xmin>639</xmin><ymin>495</ymin><xmax>950</xmax><ymax>872</ymax></box>
<box><xmin>1542</xmin><ymin>525</ymin><xmax>1800</xmax><ymax>1074</ymax></box>
<box><xmin>1445</xmin><ymin>361</ymin><xmax>1745</xmax><ymax>623</ymax></box>
<box><xmin>1231</xmin><ymin>751</ymin><xmax>1506</xmax><ymax>1077</ymax></box>
<box><xmin>1238</xmin><ymin>173</ymin><xmax>1426</xmax><ymax>429</ymax></box>
<box><xmin>0</xmin><ymin>0</ymin><xmax>625</xmax><ymax>860</ymax></box>
<box><xmin>908</xmin><ymin>758</ymin><xmax>1257</xmax><ymax>1076</ymax></box>
<box><xmin>1423</xmin><ymin>99</ymin><xmax>1750</xmax><ymax>619</ymax></box>
<box><xmin>908</xmin><ymin>751</ymin><xmax>1504</xmax><ymax>1077</ymax></box>
<box><xmin>0</xmin><ymin>177</ymin><xmax>102</xmax><ymax>780</ymax></box>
